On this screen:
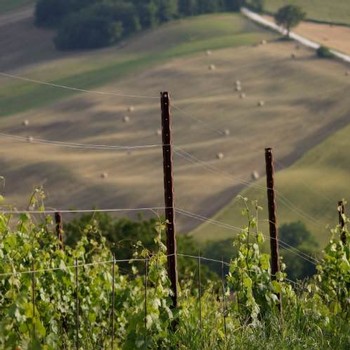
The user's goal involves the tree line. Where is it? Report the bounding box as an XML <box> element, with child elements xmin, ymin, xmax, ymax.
<box><xmin>34</xmin><ymin>0</ymin><xmax>246</xmax><ymax>50</ymax></box>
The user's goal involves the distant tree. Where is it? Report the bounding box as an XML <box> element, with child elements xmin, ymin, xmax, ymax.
<box><xmin>137</xmin><ymin>1</ymin><xmax>159</xmax><ymax>28</ymax></box>
<box><xmin>274</xmin><ymin>5</ymin><xmax>306</xmax><ymax>37</ymax></box>
<box><xmin>280</xmin><ymin>221</ymin><xmax>317</xmax><ymax>248</ymax></box>
<box><xmin>54</xmin><ymin>9</ymin><xmax>123</xmax><ymax>50</ymax></box>
<box><xmin>178</xmin><ymin>0</ymin><xmax>198</xmax><ymax>16</ymax></box>
<box><xmin>224</xmin><ymin>0</ymin><xmax>244</xmax><ymax>12</ymax></box>
<box><xmin>156</xmin><ymin>0</ymin><xmax>179</xmax><ymax>22</ymax></box>
<box><xmin>279</xmin><ymin>221</ymin><xmax>319</xmax><ymax>280</ymax></box>
<box><xmin>35</xmin><ymin>0</ymin><xmax>99</xmax><ymax>27</ymax></box>
<box><xmin>246</xmin><ymin>0</ymin><xmax>264</xmax><ymax>13</ymax></box>
<box><xmin>197</xmin><ymin>0</ymin><xmax>223</xmax><ymax>14</ymax></box>
<box><xmin>35</xmin><ymin>0</ymin><xmax>71</xmax><ymax>27</ymax></box>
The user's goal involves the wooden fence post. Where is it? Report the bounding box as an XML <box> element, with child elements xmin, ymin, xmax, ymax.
<box><xmin>265</xmin><ymin>148</ymin><xmax>280</xmax><ymax>280</ymax></box>
<box><xmin>338</xmin><ymin>201</ymin><xmax>346</xmax><ymax>244</ymax></box>
<box><xmin>160</xmin><ymin>91</ymin><xmax>178</xmax><ymax>309</ymax></box>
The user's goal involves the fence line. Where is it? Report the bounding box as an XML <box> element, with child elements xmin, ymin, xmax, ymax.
<box><xmin>0</xmin><ymin>72</ymin><xmax>159</xmax><ymax>99</ymax></box>
<box><xmin>0</xmin><ymin>132</ymin><xmax>163</xmax><ymax>151</ymax></box>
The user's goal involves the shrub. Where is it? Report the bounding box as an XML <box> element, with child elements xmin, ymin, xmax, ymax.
<box><xmin>316</xmin><ymin>46</ymin><xmax>334</xmax><ymax>59</ymax></box>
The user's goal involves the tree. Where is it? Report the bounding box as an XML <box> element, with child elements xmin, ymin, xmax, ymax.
<box><xmin>54</xmin><ymin>10</ymin><xmax>123</xmax><ymax>50</ymax></box>
<box><xmin>274</xmin><ymin>5</ymin><xmax>306</xmax><ymax>37</ymax></box>
<box><xmin>279</xmin><ymin>221</ymin><xmax>318</xmax><ymax>280</ymax></box>
<box><xmin>178</xmin><ymin>0</ymin><xmax>198</xmax><ymax>16</ymax></box>
<box><xmin>246</xmin><ymin>0</ymin><xmax>264</xmax><ymax>13</ymax></box>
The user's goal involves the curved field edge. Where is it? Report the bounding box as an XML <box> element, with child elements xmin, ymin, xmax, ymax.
<box><xmin>191</xmin><ymin>122</ymin><xmax>350</xmax><ymax>246</ymax></box>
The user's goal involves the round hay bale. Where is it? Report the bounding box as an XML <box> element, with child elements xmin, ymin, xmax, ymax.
<box><xmin>261</xmin><ymin>39</ymin><xmax>267</xmax><ymax>45</ymax></box>
<box><xmin>258</xmin><ymin>100</ymin><xmax>265</xmax><ymax>107</ymax></box>
<box><xmin>223</xmin><ymin>129</ymin><xmax>230</xmax><ymax>136</ymax></box>
<box><xmin>216</xmin><ymin>152</ymin><xmax>224</xmax><ymax>160</ymax></box>
<box><xmin>239</xmin><ymin>93</ymin><xmax>246</xmax><ymax>99</ymax></box>
<box><xmin>235</xmin><ymin>86</ymin><xmax>242</xmax><ymax>92</ymax></box>
<box><xmin>100</xmin><ymin>172</ymin><xmax>108</xmax><ymax>179</ymax></box>
<box><xmin>156</xmin><ymin>129</ymin><xmax>162</xmax><ymax>136</ymax></box>
<box><xmin>123</xmin><ymin>115</ymin><xmax>130</xmax><ymax>123</ymax></box>
<box><xmin>22</xmin><ymin>120</ymin><xmax>29</xmax><ymax>126</ymax></box>
<box><xmin>206</xmin><ymin>50</ymin><xmax>212</xmax><ymax>56</ymax></box>
<box><xmin>127</xmin><ymin>106</ymin><xmax>135</xmax><ymax>112</ymax></box>
<box><xmin>208</xmin><ymin>64</ymin><xmax>216</xmax><ymax>71</ymax></box>
<box><xmin>235</xmin><ymin>80</ymin><xmax>241</xmax><ymax>86</ymax></box>
<box><xmin>251</xmin><ymin>171</ymin><xmax>260</xmax><ymax>180</ymax></box>
<box><xmin>27</xmin><ymin>136</ymin><xmax>34</xmax><ymax>143</ymax></box>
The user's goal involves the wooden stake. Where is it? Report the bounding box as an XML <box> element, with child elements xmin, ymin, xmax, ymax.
<box><xmin>160</xmin><ymin>91</ymin><xmax>178</xmax><ymax>309</ymax></box>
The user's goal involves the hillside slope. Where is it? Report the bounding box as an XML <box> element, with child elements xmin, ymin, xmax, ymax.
<box><xmin>0</xmin><ymin>11</ymin><xmax>349</xmax><ymax>236</ymax></box>
<box><xmin>192</xmin><ymin>122</ymin><xmax>350</xmax><ymax>246</ymax></box>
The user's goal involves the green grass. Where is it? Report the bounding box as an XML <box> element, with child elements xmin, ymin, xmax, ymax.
<box><xmin>263</xmin><ymin>0</ymin><xmax>350</xmax><ymax>25</ymax></box>
<box><xmin>191</xmin><ymin>123</ymin><xmax>350</xmax><ymax>246</ymax></box>
<box><xmin>0</xmin><ymin>0</ymin><xmax>35</xmax><ymax>13</ymax></box>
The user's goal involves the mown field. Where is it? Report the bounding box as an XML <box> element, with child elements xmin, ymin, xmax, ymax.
<box><xmin>264</xmin><ymin>0</ymin><xmax>350</xmax><ymax>25</ymax></box>
<box><xmin>0</xmin><ymin>7</ymin><xmax>350</xmax><ymax>241</ymax></box>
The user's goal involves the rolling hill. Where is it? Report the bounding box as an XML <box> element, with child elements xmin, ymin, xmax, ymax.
<box><xmin>0</xmin><ymin>4</ymin><xmax>350</xmax><ymax>240</ymax></box>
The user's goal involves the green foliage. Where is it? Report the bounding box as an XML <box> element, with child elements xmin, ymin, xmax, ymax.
<box><xmin>35</xmin><ymin>0</ymin><xmax>246</xmax><ymax>50</ymax></box>
<box><xmin>1</xmin><ymin>193</ymin><xmax>350</xmax><ymax>348</ymax></box>
<box><xmin>245</xmin><ymin>0</ymin><xmax>265</xmax><ymax>13</ymax></box>
<box><xmin>274</xmin><ymin>5</ymin><xmax>306</xmax><ymax>36</ymax></box>
<box><xmin>227</xmin><ymin>198</ymin><xmax>293</xmax><ymax>322</ymax></box>
<box><xmin>54</xmin><ymin>5</ymin><xmax>123</xmax><ymax>50</ymax></box>
<box><xmin>316</xmin><ymin>45</ymin><xmax>335</xmax><ymax>59</ymax></box>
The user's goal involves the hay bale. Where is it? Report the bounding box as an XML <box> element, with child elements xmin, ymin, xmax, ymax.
<box><xmin>258</xmin><ymin>100</ymin><xmax>265</xmax><ymax>107</ymax></box>
<box><xmin>239</xmin><ymin>93</ymin><xmax>246</xmax><ymax>99</ymax></box>
<box><xmin>235</xmin><ymin>86</ymin><xmax>242</xmax><ymax>92</ymax></box>
<box><xmin>127</xmin><ymin>106</ymin><xmax>135</xmax><ymax>112</ymax></box>
<box><xmin>261</xmin><ymin>39</ymin><xmax>267</xmax><ymax>45</ymax></box>
<box><xmin>235</xmin><ymin>80</ymin><xmax>241</xmax><ymax>86</ymax></box>
<box><xmin>27</xmin><ymin>136</ymin><xmax>34</xmax><ymax>143</ymax></box>
<box><xmin>123</xmin><ymin>115</ymin><xmax>130</xmax><ymax>123</ymax></box>
<box><xmin>208</xmin><ymin>64</ymin><xmax>216</xmax><ymax>71</ymax></box>
<box><xmin>206</xmin><ymin>50</ymin><xmax>212</xmax><ymax>56</ymax></box>
<box><xmin>100</xmin><ymin>172</ymin><xmax>108</xmax><ymax>179</ymax></box>
<box><xmin>22</xmin><ymin>120</ymin><xmax>29</xmax><ymax>126</ymax></box>
<box><xmin>216</xmin><ymin>152</ymin><xmax>224</xmax><ymax>160</ymax></box>
<box><xmin>223</xmin><ymin>129</ymin><xmax>230</xmax><ymax>136</ymax></box>
<box><xmin>251</xmin><ymin>171</ymin><xmax>260</xmax><ymax>180</ymax></box>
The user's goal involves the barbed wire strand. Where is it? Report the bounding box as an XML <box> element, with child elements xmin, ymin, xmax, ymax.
<box><xmin>0</xmin><ymin>132</ymin><xmax>163</xmax><ymax>151</ymax></box>
<box><xmin>175</xmin><ymin>207</ymin><xmax>319</xmax><ymax>266</ymax></box>
<box><xmin>0</xmin><ymin>207</ymin><xmax>168</xmax><ymax>215</ymax></box>
<box><xmin>0</xmin><ymin>72</ymin><xmax>158</xmax><ymax>99</ymax></box>
<box><xmin>174</xmin><ymin>148</ymin><xmax>325</xmax><ymax>228</ymax></box>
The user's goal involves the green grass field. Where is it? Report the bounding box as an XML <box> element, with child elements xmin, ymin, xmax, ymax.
<box><xmin>264</xmin><ymin>0</ymin><xmax>350</xmax><ymax>25</ymax></box>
